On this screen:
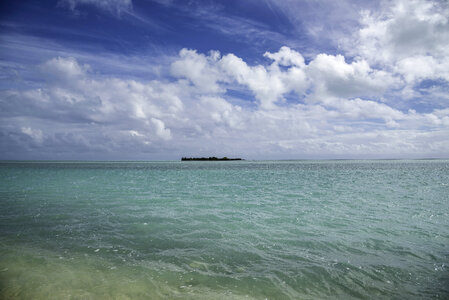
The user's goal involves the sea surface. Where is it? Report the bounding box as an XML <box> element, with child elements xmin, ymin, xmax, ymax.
<box><xmin>0</xmin><ymin>160</ymin><xmax>448</xmax><ymax>299</ymax></box>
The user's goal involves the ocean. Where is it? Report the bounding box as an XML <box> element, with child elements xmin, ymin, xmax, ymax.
<box><xmin>0</xmin><ymin>160</ymin><xmax>448</xmax><ymax>299</ymax></box>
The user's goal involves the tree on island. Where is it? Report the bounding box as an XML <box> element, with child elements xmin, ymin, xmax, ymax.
<box><xmin>181</xmin><ymin>157</ymin><xmax>242</xmax><ymax>161</ymax></box>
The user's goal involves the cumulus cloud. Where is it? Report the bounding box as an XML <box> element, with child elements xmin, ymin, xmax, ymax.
<box><xmin>219</xmin><ymin>53</ymin><xmax>290</xmax><ymax>109</ymax></box>
<box><xmin>2</xmin><ymin>57</ymin><xmax>183</xmax><ymax>156</ymax></box>
<box><xmin>1</xmin><ymin>47</ymin><xmax>448</xmax><ymax>160</ymax></box>
<box><xmin>4</xmin><ymin>0</ymin><xmax>449</xmax><ymax>161</ymax></box>
<box><xmin>395</xmin><ymin>55</ymin><xmax>449</xmax><ymax>83</ymax></box>
<box><xmin>198</xmin><ymin>96</ymin><xmax>243</xmax><ymax>130</ymax></box>
<box><xmin>170</xmin><ymin>49</ymin><xmax>297</xmax><ymax>109</ymax></box>
<box><xmin>151</xmin><ymin>118</ymin><xmax>171</xmax><ymax>141</ymax></box>
<box><xmin>170</xmin><ymin>49</ymin><xmax>224</xmax><ymax>93</ymax></box>
<box><xmin>169</xmin><ymin>46</ymin><xmax>326</xmax><ymax>109</ymax></box>
<box><xmin>41</xmin><ymin>57</ymin><xmax>90</xmax><ymax>78</ymax></box>
<box><xmin>354</xmin><ymin>0</ymin><xmax>449</xmax><ymax>87</ymax></box>
<box><xmin>3</xmin><ymin>0</ymin><xmax>449</xmax><ymax>160</ymax></box>
<box><xmin>171</xmin><ymin>46</ymin><xmax>397</xmax><ymax>109</ymax></box>
<box><xmin>357</xmin><ymin>0</ymin><xmax>449</xmax><ymax>62</ymax></box>
<box><xmin>21</xmin><ymin>127</ymin><xmax>44</xmax><ymax>144</ymax></box>
<box><xmin>39</xmin><ymin>57</ymin><xmax>91</xmax><ymax>89</ymax></box>
<box><xmin>307</xmin><ymin>54</ymin><xmax>397</xmax><ymax>99</ymax></box>
<box><xmin>264</xmin><ymin>46</ymin><xmax>306</xmax><ymax>68</ymax></box>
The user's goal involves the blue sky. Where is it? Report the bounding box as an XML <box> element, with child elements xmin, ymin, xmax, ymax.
<box><xmin>1</xmin><ymin>0</ymin><xmax>448</xmax><ymax>160</ymax></box>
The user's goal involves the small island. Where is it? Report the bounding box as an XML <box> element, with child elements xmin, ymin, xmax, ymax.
<box><xmin>181</xmin><ymin>157</ymin><xmax>243</xmax><ymax>161</ymax></box>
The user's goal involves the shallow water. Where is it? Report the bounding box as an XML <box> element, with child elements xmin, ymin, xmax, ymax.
<box><xmin>0</xmin><ymin>160</ymin><xmax>448</xmax><ymax>299</ymax></box>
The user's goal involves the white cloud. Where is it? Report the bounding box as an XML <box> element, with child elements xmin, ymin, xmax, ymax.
<box><xmin>219</xmin><ymin>53</ymin><xmax>288</xmax><ymax>109</ymax></box>
<box><xmin>151</xmin><ymin>118</ymin><xmax>171</xmax><ymax>141</ymax></box>
<box><xmin>21</xmin><ymin>127</ymin><xmax>44</xmax><ymax>144</ymax></box>
<box><xmin>58</xmin><ymin>0</ymin><xmax>132</xmax><ymax>15</ymax></box>
<box><xmin>170</xmin><ymin>47</ymin><xmax>402</xmax><ymax>111</ymax></box>
<box><xmin>264</xmin><ymin>46</ymin><xmax>305</xmax><ymax>68</ymax></box>
<box><xmin>395</xmin><ymin>55</ymin><xmax>449</xmax><ymax>83</ymax></box>
<box><xmin>1</xmin><ymin>46</ymin><xmax>449</xmax><ymax>159</ymax></box>
<box><xmin>3</xmin><ymin>0</ymin><xmax>449</xmax><ymax>160</ymax></box>
<box><xmin>171</xmin><ymin>47</ymin><xmax>309</xmax><ymax>109</ymax></box>
<box><xmin>198</xmin><ymin>96</ymin><xmax>243</xmax><ymax>130</ymax></box>
<box><xmin>357</xmin><ymin>0</ymin><xmax>449</xmax><ymax>62</ymax></box>
<box><xmin>170</xmin><ymin>49</ymin><xmax>224</xmax><ymax>93</ymax></box>
<box><xmin>127</xmin><ymin>130</ymin><xmax>144</xmax><ymax>137</ymax></box>
<box><xmin>40</xmin><ymin>57</ymin><xmax>90</xmax><ymax>83</ymax></box>
<box><xmin>354</xmin><ymin>0</ymin><xmax>449</xmax><ymax>86</ymax></box>
<box><xmin>319</xmin><ymin>97</ymin><xmax>405</xmax><ymax>126</ymax></box>
<box><xmin>307</xmin><ymin>54</ymin><xmax>398</xmax><ymax>99</ymax></box>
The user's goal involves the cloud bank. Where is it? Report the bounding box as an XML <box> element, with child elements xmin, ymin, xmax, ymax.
<box><xmin>0</xmin><ymin>0</ymin><xmax>448</xmax><ymax>159</ymax></box>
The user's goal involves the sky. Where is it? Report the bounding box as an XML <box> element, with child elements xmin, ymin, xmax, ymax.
<box><xmin>0</xmin><ymin>0</ymin><xmax>448</xmax><ymax>160</ymax></box>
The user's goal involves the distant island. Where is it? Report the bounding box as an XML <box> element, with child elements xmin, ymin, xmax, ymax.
<box><xmin>181</xmin><ymin>157</ymin><xmax>243</xmax><ymax>161</ymax></box>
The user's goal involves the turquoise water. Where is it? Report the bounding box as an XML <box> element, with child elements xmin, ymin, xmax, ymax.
<box><xmin>0</xmin><ymin>160</ymin><xmax>448</xmax><ymax>299</ymax></box>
